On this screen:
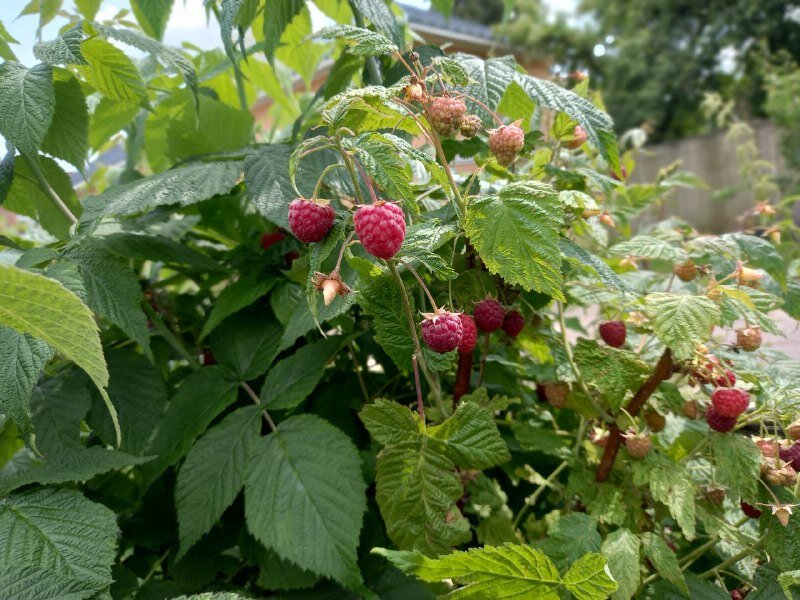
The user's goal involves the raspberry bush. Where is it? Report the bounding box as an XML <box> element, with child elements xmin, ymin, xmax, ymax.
<box><xmin>0</xmin><ymin>1</ymin><xmax>799</xmax><ymax>599</ymax></box>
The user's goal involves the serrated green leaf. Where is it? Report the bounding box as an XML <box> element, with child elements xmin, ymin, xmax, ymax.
<box><xmin>560</xmin><ymin>239</ymin><xmax>633</xmax><ymax>295</ymax></box>
<box><xmin>0</xmin><ymin>62</ymin><xmax>54</xmax><ymax>155</ymax></box>
<box><xmin>142</xmin><ymin>367</ymin><xmax>239</xmax><ymax>485</ymax></box>
<box><xmin>33</xmin><ymin>24</ymin><xmax>86</xmax><ymax>65</ymax></box>
<box><xmin>82</xmin><ymin>160</ymin><xmax>243</xmax><ymax>221</ymax></box>
<box><xmin>315</xmin><ymin>25</ymin><xmax>398</xmax><ymax>56</ymax></box>
<box><xmin>245</xmin><ymin>144</ymin><xmax>295</xmax><ymax>229</ymax></box>
<box><xmin>201</xmin><ymin>275</ymin><xmax>277</xmax><ymax>339</ymax></box>
<box><xmin>450</xmin><ymin>54</ymin><xmax>516</xmax><ymax>124</ymax></box>
<box><xmin>264</xmin><ymin>0</ymin><xmax>304</xmax><ymax>63</ymax></box>
<box><xmin>600</xmin><ymin>529</ymin><xmax>639</xmax><ymax>600</ymax></box>
<box><xmin>375</xmin><ymin>543</ymin><xmax>562</xmax><ymax>599</ymax></box>
<box><xmin>210</xmin><ymin>308</ymin><xmax>283</xmax><ymax>381</ymax></box>
<box><xmin>29</xmin><ymin>371</ymin><xmax>91</xmax><ymax>456</ymax></box>
<box><xmin>0</xmin><ymin>488</ymin><xmax>119</xmax><ymax>599</ymax></box>
<box><xmin>610</xmin><ymin>235</ymin><xmax>687</xmax><ymax>262</ymax></box>
<box><xmin>428</xmin><ymin>402</ymin><xmax>510</xmax><ymax>469</ymax></box>
<box><xmin>541</xmin><ymin>513</ymin><xmax>602</xmax><ymax>568</ymax></box>
<box><xmin>321</xmin><ymin>86</ymin><xmax>420</xmax><ymax>135</ymax></box>
<box><xmin>349</xmin><ymin>0</ymin><xmax>401</xmax><ymax>45</ymax></box>
<box><xmin>41</xmin><ymin>70</ymin><xmax>88</xmax><ymax>171</ymax></box>
<box><xmin>359</xmin><ymin>398</ymin><xmax>420</xmax><ymax>446</ymax></box>
<box><xmin>278</xmin><ymin>291</ymin><xmax>354</xmax><ymax>352</ymax></box>
<box><xmin>347</xmin><ymin>136</ymin><xmax>414</xmax><ymax>207</ymax></box>
<box><xmin>75</xmin><ymin>0</ymin><xmax>101</xmax><ymax>19</ymax></box>
<box><xmin>166</xmin><ymin>95</ymin><xmax>253</xmax><ymax>162</ymax></box>
<box><xmin>0</xmin><ymin>21</ymin><xmax>19</xmax><ymax>62</ymax></box>
<box><xmin>398</xmin><ymin>219</ymin><xmax>458</xmax><ymax>280</ymax></box>
<box><xmin>644</xmin><ymin>293</ymin><xmax>721</xmax><ymax>360</ymax></box>
<box><xmin>260</xmin><ymin>336</ymin><xmax>342</xmax><ymax>410</ymax></box>
<box><xmin>176</xmin><ymin>405</ymin><xmax>261</xmax><ymax>559</ymax></box>
<box><xmin>88</xmin><ymin>96</ymin><xmax>139</xmax><ymax>150</ymax></box>
<box><xmin>640</xmin><ymin>533</ymin><xmax>687</xmax><ymax>595</ymax></box>
<box><xmin>573</xmin><ymin>338</ymin><xmax>649</xmax><ymax>410</ymax></box>
<box><xmin>563</xmin><ymin>553</ymin><xmax>619</xmax><ymax>600</ymax></box>
<box><xmin>632</xmin><ymin>454</ymin><xmax>696</xmax><ymax>540</ymax></box>
<box><xmin>78</xmin><ymin>37</ymin><xmax>147</xmax><ymax>103</ymax></box>
<box><xmin>644</xmin><ymin>574</ymin><xmax>727</xmax><ymax>599</ymax></box>
<box><xmin>711</xmin><ymin>434</ymin><xmax>761</xmax><ymax>504</ymax></box>
<box><xmin>96</xmin><ymin>232</ymin><xmax>223</xmax><ymax>273</ymax></box>
<box><xmin>358</xmin><ymin>272</ymin><xmax>415</xmax><ymax>371</ymax></box>
<box><xmin>245</xmin><ymin>415</ymin><xmax>368</xmax><ymax>594</ymax></box>
<box><xmin>131</xmin><ymin>0</ymin><xmax>173</xmax><ymax>40</ymax></box>
<box><xmin>0</xmin><ymin>265</ymin><xmax>116</xmax><ymax>444</ymax></box>
<box><xmin>0</xmin><ymin>149</ymin><xmax>14</xmax><ymax>205</ymax></box>
<box><xmin>0</xmin><ymin>326</ymin><xmax>52</xmax><ymax>440</ymax></box>
<box><xmin>465</xmin><ymin>180</ymin><xmax>563</xmax><ymax>300</ymax></box>
<box><xmin>778</xmin><ymin>570</ymin><xmax>800</xmax><ymax>599</ymax></box>
<box><xmin>64</xmin><ymin>241</ymin><xmax>151</xmax><ymax>359</ymax></box>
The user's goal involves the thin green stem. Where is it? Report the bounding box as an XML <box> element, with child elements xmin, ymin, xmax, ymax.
<box><xmin>697</xmin><ymin>535</ymin><xmax>766</xmax><ymax>580</ymax></box>
<box><xmin>429</xmin><ymin>129</ymin><xmax>467</xmax><ymax>217</ymax></box>
<box><xmin>347</xmin><ymin>341</ymin><xmax>370</xmax><ymax>406</ymax></box>
<box><xmin>512</xmin><ymin>460</ymin><xmax>569</xmax><ymax>529</ymax></box>
<box><xmin>337</xmin><ymin>141</ymin><xmax>368</xmax><ymax>205</ymax></box>
<box><xmin>402</xmin><ymin>261</ymin><xmax>439</xmax><ymax>312</ymax></box>
<box><xmin>143</xmin><ymin>302</ymin><xmax>199</xmax><ymax>368</ymax></box>
<box><xmin>23</xmin><ymin>155</ymin><xmax>77</xmax><ymax>226</ymax></box>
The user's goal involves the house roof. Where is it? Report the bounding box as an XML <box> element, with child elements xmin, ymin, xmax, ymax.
<box><xmin>400</xmin><ymin>3</ymin><xmax>495</xmax><ymax>42</ymax></box>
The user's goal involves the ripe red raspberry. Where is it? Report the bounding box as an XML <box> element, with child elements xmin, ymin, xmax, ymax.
<box><xmin>473</xmin><ymin>298</ymin><xmax>505</xmax><ymax>332</ymax></box>
<box><xmin>353</xmin><ymin>201</ymin><xmax>406</xmax><ymax>260</ymax></box>
<box><xmin>779</xmin><ymin>442</ymin><xmax>800</xmax><ymax>471</ymax></box>
<box><xmin>260</xmin><ymin>231</ymin><xmax>286</xmax><ymax>251</ymax></box>
<box><xmin>201</xmin><ymin>348</ymin><xmax>216</xmax><ymax>365</ymax></box>
<box><xmin>706</xmin><ymin>405</ymin><xmax>737</xmax><ymax>432</ymax></box>
<box><xmin>287</xmin><ymin>199</ymin><xmax>334</xmax><ymax>243</ymax></box>
<box><xmin>457</xmin><ymin>314</ymin><xmax>478</xmax><ymax>354</ymax></box>
<box><xmin>599</xmin><ymin>320</ymin><xmax>626</xmax><ymax>347</ymax></box>
<box><xmin>736</xmin><ymin>326</ymin><xmax>762</xmax><ymax>352</ymax></box>
<box><xmin>544</xmin><ymin>382</ymin><xmax>569</xmax><ymax>408</ymax></box>
<box><xmin>673</xmin><ymin>260</ymin><xmax>697</xmax><ymax>282</ymax></box>
<box><xmin>421</xmin><ymin>311</ymin><xmax>463</xmax><ymax>354</ymax></box>
<box><xmin>623</xmin><ymin>432</ymin><xmax>652</xmax><ymax>459</ymax></box>
<box><xmin>740</xmin><ymin>500</ymin><xmax>762</xmax><ymax>519</ymax></box>
<box><xmin>488</xmin><ymin>124</ymin><xmax>525</xmax><ymax>166</ymax></box>
<box><xmin>427</xmin><ymin>96</ymin><xmax>466</xmax><ymax>137</ymax></box>
<box><xmin>715</xmin><ymin>370</ymin><xmax>736</xmax><ymax>387</ymax></box>
<box><xmin>711</xmin><ymin>388</ymin><xmax>749</xmax><ymax>418</ymax></box>
<box><xmin>460</xmin><ymin>114</ymin><xmax>482</xmax><ymax>138</ymax></box>
<box><xmin>502</xmin><ymin>310</ymin><xmax>525</xmax><ymax>337</ymax></box>
<box><xmin>567</xmin><ymin>125</ymin><xmax>587</xmax><ymax>149</ymax></box>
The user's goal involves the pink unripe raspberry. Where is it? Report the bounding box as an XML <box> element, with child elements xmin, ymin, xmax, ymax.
<box><xmin>711</xmin><ymin>388</ymin><xmax>749</xmax><ymax>418</ymax></box>
<box><xmin>457</xmin><ymin>314</ymin><xmax>478</xmax><ymax>354</ymax></box>
<box><xmin>488</xmin><ymin>124</ymin><xmax>525</xmax><ymax>166</ymax></box>
<box><xmin>421</xmin><ymin>311</ymin><xmax>464</xmax><ymax>354</ymax></box>
<box><xmin>502</xmin><ymin>310</ymin><xmax>525</xmax><ymax>337</ymax></box>
<box><xmin>473</xmin><ymin>298</ymin><xmax>505</xmax><ymax>332</ymax></box>
<box><xmin>427</xmin><ymin>96</ymin><xmax>467</xmax><ymax>137</ymax></box>
<box><xmin>706</xmin><ymin>405</ymin><xmax>737</xmax><ymax>432</ymax></box>
<box><xmin>459</xmin><ymin>114</ymin><xmax>482</xmax><ymax>138</ymax></box>
<box><xmin>599</xmin><ymin>320</ymin><xmax>626</xmax><ymax>347</ymax></box>
<box><xmin>353</xmin><ymin>201</ymin><xmax>406</xmax><ymax>260</ymax></box>
<box><xmin>567</xmin><ymin>125</ymin><xmax>587</xmax><ymax>149</ymax></box>
<box><xmin>287</xmin><ymin>199</ymin><xmax>335</xmax><ymax>243</ymax></box>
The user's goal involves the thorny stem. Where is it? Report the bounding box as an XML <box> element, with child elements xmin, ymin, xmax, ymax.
<box><xmin>23</xmin><ymin>155</ymin><xmax>78</xmax><ymax>226</ymax></box>
<box><xmin>413</xmin><ymin>354</ymin><xmax>425</xmax><ymax>424</ymax></box>
<box><xmin>402</xmin><ymin>261</ymin><xmax>439</xmax><ymax>312</ymax></box>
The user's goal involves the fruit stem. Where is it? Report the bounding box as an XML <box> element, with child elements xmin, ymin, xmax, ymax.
<box><xmin>334</xmin><ymin>232</ymin><xmax>355</xmax><ymax>273</ymax></box>
<box><xmin>351</xmin><ymin>155</ymin><xmax>381</xmax><ymax>204</ymax></box>
<box><xmin>311</xmin><ymin>163</ymin><xmax>348</xmax><ymax>202</ymax></box>
<box><xmin>241</xmin><ymin>382</ymin><xmax>277</xmax><ymax>432</ymax></box>
<box><xmin>696</xmin><ymin>535</ymin><xmax>766</xmax><ymax>580</ymax></box>
<box><xmin>425</xmin><ymin>116</ymin><xmax>467</xmax><ymax>217</ymax></box>
<box><xmin>456</xmin><ymin>92</ymin><xmax>505</xmax><ymax>127</ymax></box>
<box><xmin>336</xmin><ymin>141</ymin><xmax>368</xmax><ymax>205</ymax></box>
<box><xmin>412</xmin><ymin>354</ymin><xmax>426</xmax><ymax>424</ymax></box>
<box><xmin>401</xmin><ymin>261</ymin><xmax>439</xmax><ymax>312</ymax></box>
<box><xmin>453</xmin><ymin>350</ymin><xmax>473</xmax><ymax>407</ymax></box>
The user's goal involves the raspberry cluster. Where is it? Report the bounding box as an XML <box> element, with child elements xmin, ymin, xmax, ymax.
<box><xmin>427</xmin><ymin>96</ymin><xmax>467</xmax><ymax>137</ymax></box>
<box><xmin>488</xmin><ymin>125</ymin><xmax>525</xmax><ymax>165</ymax></box>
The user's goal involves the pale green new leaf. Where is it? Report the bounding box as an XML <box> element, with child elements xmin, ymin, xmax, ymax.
<box><xmin>176</xmin><ymin>406</ymin><xmax>261</xmax><ymax>559</ymax></box>
<box><xmin>260</xmin><ymin>336</ymin><xmax>342</xmax><ymax>410</ymax></box>
<box><xmin>42</xmin><ymin>70</ymin><xmax>88</xmax><ymax>171</ymax></box>
<box><xmin>711</xmin><ymin>434</ymin><xmax>761</xmax><ymax>504</ymax></box>
<box><xmin>315</xmin><ymin>25</ymin><xmax>398</xmax><ymax>56</ymax></box>
<box><xmin>573</xmin><ymin>338</ymin><xmax>649</xmax><ymax>410</ymax></box>
<box><xmin>245</xmin><ymin>415</ymin><xmax>368</xmax><ymax>594</ymax></box>
<box><xmin>640</xmin><ymin>533</ymin><xmax>687</xmax><ymax>595</ymax></box>
<box><xmin>644</xmin><ymin>293</ymin><xmax>721</xmax><ymax>360</ymax></box>
<box><xmin>321</xmin><ymin>86</ymin><xmax>419</xmax><ymax>135</ymax></box>
<box><xmin>428</xmin><ymin>401</ymin><xmax>510</xmax><ymax>469</ymax></box>
<box><xmin>0</xmin><ymin>265</ymin><xmax>117</xmax><ymax>444</ymax></box>
<box><xmin>0</xmin><ymin>62</ymin><xmax>54</xmax><ymax>155</ymax></box>
<box><xmin>465</xmin><ymin>180</ymin><xmax>564</xmax><ymax>300</ymax></box>
<box><xmin>131</xmin><ymin>0</ymin><xmax>173</xmax><ymax>40</ymax></box>
<box><xmin>82</xmin><ymin>160</ymin><xmax>243</xmax><ymax>221</ymax></box>
<box><xmin>600</xmin><ymin>529</ymin><xmax>639</xmax><ymax>600</ymax></box>
<box><xmin>0</xmin><ymin>488</ymin><xmax>118</xmax><ymax>599</ymax></box>
<box><xmin>563</xmin><ymin>553</ymin><xmax>619</xmax><ymax>600</ymax></box>
<box><xmin>375</xmin><ymin>543</ymin><xmax>562</xmax><ymax>599</ymax></box>
<box><xmin>78</xmin><ymin>37</ymin><xmax>146</xmax><ymax>103</ymax></box>
<box><xmin>0</xmin><ymin>326</ymin><xmax>52</xmax><ymax>439</ymax></box>
<box><xmin>610</xmin><ymin>235</ymin><xmax>687</xmax><ymax>262</ymax></box>
<box><xmin>359</xmin><ymin>398</ymin><xmax>420</xmax><ymax>446</ymax></box>
<box><xmin>201</xmin><ymin>275</ymin><xmax>277</xmax><ymax>339</ymax></box>
<box><xmin>264</xmin><ymin>0</ymin><xmax>304</xmax><ymax>63</ymax></box>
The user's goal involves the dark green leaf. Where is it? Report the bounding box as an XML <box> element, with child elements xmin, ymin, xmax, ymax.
<box><xmin>42</xmin><ymin>70</ymin><xmax>89</xmax><ymax>171</ymax></box>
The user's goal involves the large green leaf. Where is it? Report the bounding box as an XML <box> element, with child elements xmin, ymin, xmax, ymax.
<box><xmin>245</xmin><ymin>415</ymin><xmax>368</xmax><ymax>594</ymax></box>
<box><xmin>644</xmin><ymin>293</ymin><xmax>721</xmax><ymax>360</ymax></box>
<box><xmin>610</xmin><ymin>235</ymin><xmax>687</xmax><ymax>262</ymax></box>
<box><xmin>450</xmin><ymin>54</ymin><xmax>516</xmax><ymax>124</ymax></box>
<box><xmin>349</xmin><ymin>0</ymin><xmax>401</xmax><ymax>45</ymax></box>
<box><xmin>0</xmin><ymin>265</ymin><xmax>116</xmax><ymax>443</ymax></box>
<box><xmin>560</xmin><ymin>239</ymin><xmax>633</xmax><ymax>295</ymax></box>
<box><xmin>0</xmin><ymin>62</ymin><xmax>54</xmax><ymax>155</ymax></box>
<box><xmin>244</xmin><ymin>144</ymin><xmax>295</xmax><ymax>229</ymax></box>
<box><xmin>315</xmin><ymin>25</ymin><xmax>398</xmax><ymax>56</ymax></box>
<box><xmin>0</xmin><ymin>488</ymin><xmax>119</xmax><ymax>599</ymax></box>
<box><xmin>33</xmin><ymin>24</ymin><xmax>86</xmax><ymax>65</ymax></box>
<box><xmin>29</xmin><ymin>370</ymin><xmax>91</xmax><ymax>456</ymax></box>
<box><xmin>166</xmin><ymin>95</ymin><xmax>253</xmax><ymax>161</ymax></box>
<box><xmin>264</xmin><ymin>0</ymin><xmax>304</xmax><ymax>64</ymax></box>
<box><xmin>711</xmin><ymin>434</ymin><xmax>761</xmax><ymax>504</ymax></box>
<box><xmin>375</xmin><ymin>544</ymin><xmax>563</xmax><ymax>599</ymax></box>
<box><xmin>357</xmin><ymin>272</ymin><xmax>415</xmax><ymax>372</ymax></box>
<box><xmin>81</xmin><ymin>160</ymin><xmax>243</xmax><ymax>221</ymax></box>
<box><xmin>428</xmin><ymin>401</ymin><xmax>510</xmax><ymax>469</ymax></box>
<box><xmin>96</xmin><ymin>232</ymin><xmax>223</xmax><ymax>273</ymax></box>
<box><xmin>210</xmin><ymin>308</ymin><xmax>283</xmax><ymax>381</ymax></box>
<box><xmin>130</xmin><ymin>0</ymin><xmax>173</xmax><ymax>40</ymax></box>
<box><xmin>88</xmin><ymin>96</ymin><xmax>139</xmax><ymax>150</ymax></box>
<box><xmin>640</xmin><ymin>533</ymin><xmax>687</xmax><ymax>595</ymax></box>
<box><xmin>0</xmin><ymin>20</ymin><xmax>19</xmax><ymax>62</ymax></box>
<box><xmin>78</xmin><ymin>37</ymin><xmax>147</xmax><ymax>103</ymax></box>
<box><xmin>141</xmin><ymin>367</ymin><xmax>239</xmax><ymax>485</ymax></box>
<box><xmin>176</xmin><ymin>405</ymin><xmax>261</xmax><ymax>559</ymax></box>
<box><xmin>200</xmin><ymin>275</ymin><xmax>277</xmax><ymax>339</ymax></box>
<box><xmin>633</xmin><ymin>454</ymin><xmax>696</xmax><ymax>540</ymax></box>
<box><xmin>600</xmin><ymin>528</ymin><xmax>640</xmax><ymax>600</ymax></box>
<box><xmin>348</xmin><ymin>136</ymin><xmax>414</xmax><ymax>207</ymax></box>
<box><xmin>573</xmin><ymin>338</ymin><xmax>649</xmax><ymax>410</ymax></box>
<box><xmin>540</xmin><ymin>513</ymin><xmax>602</xmax><ymax>569</ymax></box>
<box><xmin>41</xmin><ymin>70</ymin><xmax>88</xmax><ymax>171</ymax></box>
<box><xmin>465</xmin><ymin>180</ymin><xmax>563</xmax><ymax>300</ymax></box>
<box><xmin>360</xmin><ymin>398</ymin><xmax>422</xmax><ymax>446</ymax></box>
<box><xmin>260</xmin><ymin>337</ymin><xmax>342</xmax><ymax>410</ymax></box>
<box><xmin>0</xmin><ymin>326</ymin><xmax>52</xmax><ymax>439</ymax></box>
<box><xmin>563</xmin><ymin>553</ymin><xmax>620</xmax><ymax>600</ymax></box>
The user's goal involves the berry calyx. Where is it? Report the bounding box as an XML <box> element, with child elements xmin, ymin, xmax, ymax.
<box><xmin>544</xmin><ymin>382</ymin><xmax>569</xmax><ymax>408</ymax></box>
<box><xmin>473</xmin><ymin>298</ymin><xmax>505</xmax><ymax>332</ymax></box>
<box><xmin>673</xmin><ymin>260</ymin><xmax>697</xmax><ymax>282</ymax></box>
<box><xmin>457</xmin><ymin>314</ymin><xmax>478</xmax><ymax>354</ymax></box>
<box><xmin>312</xmin><ymin>271</ymin><xmax>352</xmax><ymax>306</ymax></box>
<box><xmin>427</xmin><ymin>96</ymin><xmax>467</xmax><ymax>137</ymax></box>
<box><xmin>706</xmin><ymin>405</ymin><xmax>737</xmax><ymax>432</ymax></box>
<box><xmin>502</xmin><ymin>310</ymin><xmax>525</xmax><ymax>337</ymax></box>
<box><xmin>261</xmin><ymin>231</ymin><xmax>286</xmax><ymax>251</ymax></box>
<box><xmin>421</xmin><ymin>311</ymin><xmax>464</xmax><ymax>354</ymax></box>
<box><xmin>353</xmin><ymin>201</ymin><xmax>406</xmax><ymax>260</ymax></box>
<box><xmin>740</xmin><ymin>500</ymin><xmax>762</xmax><ymax>519</ymax></box>
<box><xmin>711</xmin><ymin>388</ymin><xmax>749</xmax><ymax>418</ymax></box>
<box><xmin>599</xmin><ymin>320</ymin><xmax>626</xmax><ymax>347</ymax></box>
<box><xmin>736</xmin><ymin>326</ymin><xmax>762</xmax><ymax>352</ymax></box>
<box><xmin>761</xmin><ymin>457</ymin><xmax>798</xmax><ymax>487</ymax></box>
<box><xmin>459</xmin><ymin>114</ymin><xmax>482</xmax><ymax>138</ymax></box>
<box><xmin>287</xmin><ymin>199</ymin><xmax>335</xmax><ymax>243</ymax></box>
<box><xmin>623</xmin><ymin>431</ymin><xmax>652</xmax><ymax>459</ymax></box>
<box><xmin>567</xmin><ymin>125</ymin><xmax>587</xmax><ymax>149</ymax></box>
<box><xmin>488</xmin><ymin>124</ymin><xmax>525</xmax><ymax>166</ymax></box>
<box><xmin>755</xmin><ymin>437</ymin><xmax>779</xmax><ymax>458</ymax></box>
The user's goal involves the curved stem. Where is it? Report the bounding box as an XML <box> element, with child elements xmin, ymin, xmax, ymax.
<box><xmin>352</xmin><ymin>156</ymin><xmax>380</xmax><ymax>203</ymax></box>
<box><xmin>413</xmin><ymin>354</ymin><xmax>425</xmax><ymax>424</ymax></box>
<box><xmin>512</xmin><ymin>460</ymin><xmax>569</xmax><ymax>529</ymax></box>
<box><xmin>241</xmin><ymin>381</ymin><xmax>277</xmax><ymax>432</ymax></box>
<box><xmin>697</xmin><ymin>535</ymin><xmax>766</xmax><ymax>580</ymax></box>
<box><xmin>23</xmin><ymin>155</ymin><xmax>77</xmax><ymax>226</ymax></box>
<box><xmin>456</xmin><ymin>92</ymin><xmax>505</xmax><ymax>126</ymax></box>
<box><xmin>402</xmin><ymin>261</ymin><xmax>439</xmax><ymax>312</ymax></box>
<box><xmin>311</xmin><ymin>163</ymin><xmax>348</xmax><ymax>202</ymax></box>
<box><xmin>336</xmin><ymin>141</ymin><xmax>368</xmax><ymax>205</ymax></box>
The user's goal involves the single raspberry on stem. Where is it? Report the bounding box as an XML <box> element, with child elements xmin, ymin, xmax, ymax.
<box><xmin>287</xmin><ymin>198</ymin><xmax>335</xmax><ymax>243</ymax></box>
<box><xmin>421</xmin><ymin>310</ymin><xmax>464</xmax><ymax>354</ymax></box>
<box><xmin>489</xmin><ymin>124</ymin><xmax>525</xmax><ymax>166</ymax></box>
<box><xmin>474</xmin><ymin>298</ymin><xmax>505</xmax><ymax>332</ymax></box>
